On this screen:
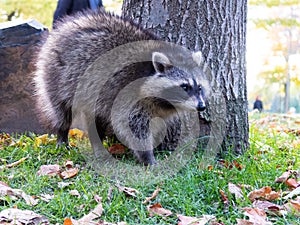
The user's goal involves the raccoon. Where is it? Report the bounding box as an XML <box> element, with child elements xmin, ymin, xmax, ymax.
<box><xmin>34</xmin><ymin>10</ymin><xmax>209</xmax><ymax>165</ymax></box>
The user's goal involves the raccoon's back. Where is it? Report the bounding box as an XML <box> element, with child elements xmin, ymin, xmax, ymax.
<box><xmin>34</xmin><ymin>11</ymin><xmax>158</xmax><ymax>129</ymax></box>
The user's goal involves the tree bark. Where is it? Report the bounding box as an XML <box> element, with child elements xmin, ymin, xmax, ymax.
<box><xmin>122</xmin><ymin>0</ymin><xmax>249</xmax><ymax>155</ymax></box>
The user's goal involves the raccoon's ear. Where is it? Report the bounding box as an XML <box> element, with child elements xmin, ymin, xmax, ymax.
<box><xmin>152</xmin><ymin>52</ymin><xmax>172</xmax><ymax>73</ymax></box>
<box><xmin>192</xmin><ymin>51</ymin><xmax>204</xmax><ymax>67</ymax></box>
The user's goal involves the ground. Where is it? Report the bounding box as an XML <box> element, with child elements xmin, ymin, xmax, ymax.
<box><xmin>0</xmin><ymin>113</ymin><xmax>300</xmax><ymax>224</ymax></box>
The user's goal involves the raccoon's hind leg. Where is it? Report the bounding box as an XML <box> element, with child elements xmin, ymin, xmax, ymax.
<box><xmin>56</xmin><ymin>106</ymin><xmax>72</xmax><ymax>149</ymax></box>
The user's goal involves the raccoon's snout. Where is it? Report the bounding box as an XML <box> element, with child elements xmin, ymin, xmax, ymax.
<box><xmin>196</xmin><ymin>97</ymin><xmax>206</xmax><ymax>112</ymax></box>
<box><xmin>196</xmin><ymin>102</ymin><xmax>206</xmax><ymax>112</ymax></box>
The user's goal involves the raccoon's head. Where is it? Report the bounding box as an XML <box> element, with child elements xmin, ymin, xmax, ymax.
<box><xmin>140</xmin><ymin>51</ymin><xmax>209</xmax><ymax>112</ymax></box>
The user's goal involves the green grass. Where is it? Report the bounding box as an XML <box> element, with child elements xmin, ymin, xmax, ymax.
<box><xmin>0</xmin><ymin>113</ymin><xmax>300</xmax><ymax>224</ymax></box>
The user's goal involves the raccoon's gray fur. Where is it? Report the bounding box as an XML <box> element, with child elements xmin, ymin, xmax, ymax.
<box><xmin>34</xmin><ymin>10</ymin><xmax>209</xmax><ymax>165</ymax></box>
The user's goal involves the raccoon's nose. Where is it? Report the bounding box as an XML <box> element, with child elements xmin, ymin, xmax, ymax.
<box><xmin>196</xmin><ymin>102</ymin><xmax>206</xmax><ymax>112</ymax></box>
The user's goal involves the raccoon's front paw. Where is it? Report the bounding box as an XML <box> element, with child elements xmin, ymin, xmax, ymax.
<box><xmin>135</xmin><ymin>150</ymin><xmax>157</xmax><ymax>166</ymax></box>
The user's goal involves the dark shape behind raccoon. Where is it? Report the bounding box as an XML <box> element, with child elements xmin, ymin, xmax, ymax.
<box><xmin>34</xmin><ymin>10</ymin><xmax>209</xmax><ymax>166</ymax></box>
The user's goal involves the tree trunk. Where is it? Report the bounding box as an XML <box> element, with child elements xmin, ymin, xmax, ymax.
<box><xmin>122</xmin><ymin>0</ymin><xmax>249</xmax><ymax>155</ymax></box>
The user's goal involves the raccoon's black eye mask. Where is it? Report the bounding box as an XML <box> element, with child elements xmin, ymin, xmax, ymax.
<box><xmin>180</xmin><ymin>83</ymin><xmax>192</xmax><ymax>92</ymax></box>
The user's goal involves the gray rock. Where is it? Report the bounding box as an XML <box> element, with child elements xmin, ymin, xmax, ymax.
<box><xmin>0</xmin><ymin>19</ymin><xmax>48</xmax><ymax>134</ymax></box>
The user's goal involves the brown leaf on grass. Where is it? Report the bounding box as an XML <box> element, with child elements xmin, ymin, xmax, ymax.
<box><xmin>63</xmin><ymin>218</ymin><xmax>72</xmax><ymax>225</ymax></box>
<box><xmin>117</xmin><ymin>185</ymin><xmax>139</xmax><ymax>198</ymax></box>
<box><xmin>39</xmin><ymin>194</ymin><xmax>54</xmax><ymax>203</ymax></box>
<box><xmin>71</xmin><ymin>201</ymin><xmax>103</xmax><ymax>225</ymax></box>
<box><xmin>94</xmin><ymin>195</ymin><xmax>102</xmax><ymax>203</ymax></box>
<box><xmin>265</xmin><ymin>191</ymin><xmax>280</xmax><ymax>201</ymax></box>
<box><xmin>60</xmin><ymin>168</ymin><xmax>79</xmax><ymax>179</ymax></box>
<box><xmin>6</xmin><ymin>157</ymin><xmax>28</xmax><ymax>169</ymax></box>
<box><xmin>0</xmin><ymin>183</ymin><xmax>38</xmax><ymax>206</ymax></box>
<box><xmin>65</xmin><ymin>160</ymin><xmax>74</xmax><ymax>169</ymax></box>
<box><xmin>147</xmin><ymin>203</ymin><xmax>172</xmax><ymax>217</ymax></box>
<box><xmin>284</xmin><ymin>204</ymin><xmax>300</xmax><ymax>217</ymax></box>
<box><xmin>218</xmin><ymin>160</ymin><xmax>243</xmax><ymax>171</ymax></box>
<box><xmin>108</xmin><ymin>144</ymin><xmax>126</xmax><ymax>155</ymax></box>
<box><xmin>0</xmin><ymin>156</ymin><xmax>28</xmax><ymax>170</ymax></box>
<box><xmin>283</xmin><ymin>186</ymin><xmax>300</xmax><ymax>200</ymax></box>
<box><xmin>0</xmin><ymin>133</ymin><xmax>12</xmax><ymax>148</ymax></box>
<box><xmin>71</xmin><ymin>204</ymin><xmax>127</xmax><ymax>225</ymax></box>
<box><xmin>233</xmin><ymin>160</ymin><xmax>243</xmax><ymax>170</ymax></box>
<box><xmin>236</xmin><ymin>219</ymin><xmax>254</xmax><ymax>225</ymax></box>
<box><xmin>58</xmin><ymin>182</ymin><xmax>73</xmax><ymax>189</ymax></box>
<box><xmin>242</xmin><ymin>207</ymin><xmax>272</xmax><ymax>225</ymax></box>
<box><xmin>0</xmin><ymin>208</ymin><xmax>49</xmax><ymax>225</ymax></box>
<box><xmin>98</xmin><ymin>222</ymin><xmax>127</xmax><ymax>225</ymax></box>
<box><xmin>284</xmin><ymin>196</ymin><xmax>300</xmax><ymax>217</ymax></box>
<box><xmin>37</xmin><ymin>165</ymin><xmax>60</xmax><ymax>177</ymax></box>
<box><xmin>219</xmin><ymin>189</ymin><xmax>228</xmax><ymax>202</ymax></box>
<box><xmin>285</xmin><ymin>178</ymin><xmax>299</xmax><ymax>189</ymax></box>
<box><xmin>275</xmin><ymin>171</ymin><xmax>292</xmax><ymax>183</ymax></box>
<box><xmin>69</xmin><ymin>190</ymin><xmax>81</xmax><ymax>198</ymax></box>
<box><xmin>143</xmin><ymin>187</ymin><xmax>161</xmax><ymax>204</ymax></box>
<box><xmin>228</xmin><ymin>182</ymin><xmax>244</xmax><ymax>199</ymax></box>
<box><xmin>247</xmin><ymin>186</ymin><xmax>279</xmax><ymax>202</ymax></box>
<box><xmin>207</xmin><ymin>165</ymin><xmax>214</xmax><ymax>171</ymax></box>
<box><xmin>252</xmin><ymin>200</ymin><xmax>286</xmax><ymax>216</ymax></box>
<box><xmin>177</xmin><ymin>214</ymin><xmax>215</xmax><ymax>225</ymax></box>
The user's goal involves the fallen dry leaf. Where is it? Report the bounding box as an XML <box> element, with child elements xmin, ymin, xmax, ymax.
<box><xmin>98</xmin><ymin>222</ymin><xmax>127</xmax><ymax>225</ymax></box>
<box><xmin>283</xmin><ymin>186</ymin><xmax>300</xmax><ymax>200</ymax></box>
<box><xmin>63</xmin><ymin>218</ymin><xmax>73</xmax><ymax>225</ymax></box>
<box><xmin>35</xmin><ymin>134</ymin><xmax>49</xmax><ymax>147</ymax></box>
<box><xmin>0</xmin><ymin>208</ymin><xmax>48</xmax><ymax>224</ymax></box>
<box><xmin>233</xmin><ymin>160</ymin><xmax>243</xmax><ymax>170</ymax></box>
<box><xmin>247</xmin><ymin>186</ymin><xmax>280</xmax><ymax>202</ymax></box>
<box><xmin>58</xmin><ymin>182</ymin><xmax>73</xmax><ymax>189</ymax></box>
<box><xmin>94</xmin><ymin>195</ymin><xmax>102</xmax><ymax>203</ymax></box>
<box><xmin>0</xmin><ymin>133</ymin><xmax>12</xmax><ymax>147</ymax></box>
<box><xmin>69</xmin><ymin>190</ymin><xmax>81</xmax><ymax>198</ymax></box>
<box><xmin>117</xmin><ymin>185</ymin><xmax>139</xmax><ymax>198</ymax></box>
<box><xmin>37</xmin><ymin>165</ymin><xmax>60</xmax><ymax>177</ymax></box>
<box><xmin>242</xmin><ymin>207</ymin><xmax>272</xmax><ymax>225</ymax></box>
<box><xmin>284</xmin><ymin>196</ymin><xmax>300</xmax><ymax>217</ymax></box>
<box><xmin>69</xmin><ymin>128</ymin><xmax>85</xmax><ymax>139</ymax></box>
<box><xmin>0</xmin><ymin>183</ymin><xmax>38</xmax><ymax>206</ymax></box>
<box><xmin>39</xmin><ymin>194</ymin><xmax>54</xmax><ymax>203</ymax></box>
<box><xmin>275</xmin><ymin>171</ymin><xmax>292</xmax><ymax>183</ymax></box>
<box><xmin>236</xmin><ymin>219</ymin><xmax>254</xmax><ymax>225</ymax></box>
<box><xmin>108</xmin><ymin>144</ymin><xmax>126</xmax><ymax>155</ymax></box>
<box><xmin>147</xmin><ymin>203</ymin><xmax>172</xmax><ymax>217</ymax></box>
<box><xmin>207</xmin><ymin>165</ymin><xmax>214</xmax><ymax>171</ymax></box>
<box><xmin>71</xmin><ymin>201</ymin><xmax>103</xmax><ymax>225</ymax></box>
<box><xmin>0</xmin><ymin>156</ymin><xmax>28</xmax><ymax>170</ymax></box>
<box><xmin>228</xmin><ymin>182</ymin><xmax>244</xmax><ymax>199</ymax></box>
<box><xmin>252</xmin><ymin>200</ymin><xmax>286</xmax><ymax>216</ymax></box>
<box><xmin>143</xmin><ymin>187</ymin><xmax>161</xmax><ymax>204</ymax></box>
<box><xmin>177</xmin><ymin>214</ymin><xmax>215</xmax><ymax>225</ymax></box>
<box><xmin>60</xmin><ymin>168</ymin><xmax>79</xmax><ymax>179</ymax></box>
<box><xmin>65</xmin><ymin>160</ymin><xmax>74</xmax><ymax>169</ymax></box>
<box><xmin>285</xmin><ymin>178</ymin><xmax>299</xmax><ymax>189</ymax></box>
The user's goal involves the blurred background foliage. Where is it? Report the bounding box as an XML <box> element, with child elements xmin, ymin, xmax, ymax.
<box><xmin>0</xmin><ymin>0</ymin><xmax>57</xmax><ymax>28</ymax></box>
<box><xmin>0</xmin><ymin>0</ymin><xmax>122</xmax><ymax>28</ymax></box>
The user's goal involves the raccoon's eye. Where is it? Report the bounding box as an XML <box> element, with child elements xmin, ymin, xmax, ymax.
<box><xmin>198</xmin><ymin>85</ymin><xmax>202</xmax><ymax>91</ymax></box>
<box><xmin>181</xmin><ymin>83</ymin><xmax>191</xmax><ymax>92</ymax></box>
